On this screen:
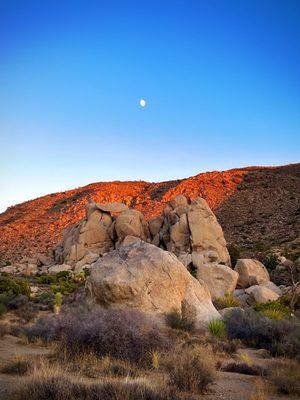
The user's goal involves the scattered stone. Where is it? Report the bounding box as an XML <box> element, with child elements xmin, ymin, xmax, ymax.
<box><xmin>48</xmin><ymin>264</ymin><xmax>72</xmax><ymax>275</ymax></box>
<box><xmin>245</xmin><ymin>285</ymin><xmax>279</xmax><ymax>303</ymax></box>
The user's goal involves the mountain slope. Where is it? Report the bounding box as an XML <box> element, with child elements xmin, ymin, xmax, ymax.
<box><xmin>1</xmin><ymin>164</ymin><xmax>299</xmax><ymax>263</ymax></box>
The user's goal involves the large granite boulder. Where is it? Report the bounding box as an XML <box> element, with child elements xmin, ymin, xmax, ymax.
<box><xmin>54</xmin><ymin>203</ymin><xmax>116</xmax><ymax>265</ymax></box>
<box><xmin>114</xmin><ymin>210</ymin><xmax>150</xmax><ymax>243</ymax></box>
<box><xmin>235</xmin><ymin>259</ymin><xmax>270</xmax><ymax>288</ymax></box>
<box><xmin>85</xmin><ymin>239</ymin><xmax>220</xmax><ymax>327</ymax></box>
<box><xmin>197</xmin><ymin>263</ymin><xmax>239</xmax><ymax>300</ymax></box>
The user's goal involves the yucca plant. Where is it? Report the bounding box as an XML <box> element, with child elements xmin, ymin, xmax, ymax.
<box><xmin>208</xmin><ymin>319</ymin><xmax>226</xmax><ymax>338</ymax></box>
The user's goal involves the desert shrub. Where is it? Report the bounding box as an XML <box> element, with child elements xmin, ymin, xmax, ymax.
<box><xmin>208</xmin><ymin>319</ymin><xmax>226</xmax><ymax>338</ymax></box>
<box><xmin>163</xmin><ymin>345</ymin><xmax>215</xmax><ymax>393</ymax></box>
<box><xmin>23</xmin><ymin>314</ymin><xmax>63</xmax><ymax>342</ymax></box>
<box><xmin>263</xmin><ymin>254</ymin><xmax>279</xmax><ymax>271</ymax></box>
<box><xmin>14</xmin><ymin>302</ymin><xmax>38</xmax><ymax>323</ymax></box>
<box><xmin>270</xmin><ymin>359</ymin><xmax>300</xmax><ymax>395</ymax></box>
<box><xmin>220</xmin><ymin>361</ymin><xmax>268</xmax><ymax>376</ymax></box>
<box><xmin>165</xmin><ymin>310</ymin><xmax>194</xmax><ymax>332</ymax></box>
<box><xmin>224</xmin><ymin>308</ymin><xmax>300</xmax><ymax>358</ymax></box>
<box><xmin>228</xmin><ymin>244</ymin><xmax>242</xmax><ymax>267</ymax></box>
<box><xmin>0</xmin><ymin>274</ymin><xmax>30</xmax><ymax>297</ymax></box>
<box><xmin>23</xmin><ymin>308</ymin><xmax>170</xmax><ymax>365</ymax></box>
<box><xmin>214</xmin><ymin>293</ymin><xmax>241</xmax><ymax>310</ymax></box>
<box><xmin>13</xmin><ymin>375</ymin><xmax>178</xmax><ymax>400</ymax></box>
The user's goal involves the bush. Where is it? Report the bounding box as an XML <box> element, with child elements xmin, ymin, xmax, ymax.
<box><xmin>13</xmin><ymin>375</ymin><xmax>179</xmax><ymax>400</ymax></box>
<box><xmin>36</xmin><ymin>271</ymin><xmax>87</xmax><ymax>295</ymax></box>
<box><xmin>214</xmin><ymin>293</ymin><xmax>241</xmax><ymax>310</ymax></box>
<box><xmin>208</xmin><ymin>319</ymin><xmax>226</xmax><ymax>338</ymax></box>
<box><xmin>165</xmin><ymin>310</ymin><xmax>194</xmax><ymax>332</ymax></box>
<box><xmin>163</xmin><ymin>346</ymin><xmax>215</xmax><ymax>393</ymax></box>
<box><xmin>23</xmin><ymin>308</ymin><xmax>170</xmax><ymax>365</ymax></box>
<box><xmin>270</xmin><ymin>359</ymin><xmax>300</xmax><ymax>395</ymax></box>
<box><xmin>224</xmin><ymin>308</ymin><xmax>300</xmax><ymax>359</ymax></box>
<box><xmin>0</xmin><ymin>274</ymin><xmax>30</xmax><ymax>297</ymax></box>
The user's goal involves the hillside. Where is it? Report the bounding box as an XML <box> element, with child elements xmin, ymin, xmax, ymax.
<box><xmin>0</xmin><ymin>163</ymin><xmax>299</xmax><ymax>263</ymax></box>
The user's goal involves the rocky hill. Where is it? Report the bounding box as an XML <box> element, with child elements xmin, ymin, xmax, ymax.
<box><xmin>0</xmin><ymin>163</ymin><xmax>299</xmax><ymax>264</ymax></box>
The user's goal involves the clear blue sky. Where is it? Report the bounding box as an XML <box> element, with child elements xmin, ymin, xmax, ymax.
<box><xmin>0</xmin><ymin>0</ymin><xmax>299</xmax><ymax>212</ymax></box>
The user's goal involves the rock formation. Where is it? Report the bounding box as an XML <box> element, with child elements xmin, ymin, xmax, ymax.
<box><xmin>85</xmin><ymin>238</ymin><xmax>220</xmax><ymax>327</ymax></box>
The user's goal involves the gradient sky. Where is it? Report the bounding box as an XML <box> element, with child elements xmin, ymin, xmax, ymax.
<box><xmin>1</xmin><ymin>0</ymin><xmax>299</xmax><ymax>212</ymax></box>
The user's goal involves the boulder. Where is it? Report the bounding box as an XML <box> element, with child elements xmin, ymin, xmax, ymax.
<box><xmin>85</xmin><ymin>239</ymin><xmax>220</xmax><ymax>327</ymax></box>
<box><xmin>96</xmin><ymin>202</ymin><xmax>128</xmax><ymax>213</ymax></box>
<box><xmin>245</xmin><ymin>285</ymin><xmax>279</xmax><ymax>303</ymax></box>
<box><xmin>170</xmin><ymin>214</ymin><xmax>190</xmax><ymax>253</ymax></box>
<box><xmin>114</xmin><ymin>210</ymin><xmax>150</xmax><ymax>242</ymax></box>
<box><xmin>187</xmin><ymin>198</ymin><xmax>231</xmax><ymax>266</ymax></box>
<box><xmin>170</xmin><ymin>195</ymin><xmax>188</xmax><ymax>209</ymax></box>
<box><xmin>54</xmin><ymin>208</ymin><xmax>113</xmax><ymax>265</ymax></box>
<box><xmin>235</xmin><ymin>259</ymin><xmax>270</xmax><ymax>288</ymax></box>
<box><xmin>148</xmin><ymin>216</ymin><xmax>164</xmax><ymax>237</ymax></box>
<box><xmin>74</xmin><ymin>252</ymin><xmax>99</xmax><ymax>272</ymax></box>
<box><xmin>196</xmin><ymin>263</ymin><xmax>239</xmax><ymax>300</ymax></box>
<box><xmin>48</xmin><ymin>264</ymin><xmax>72</xmax><ymax>275</ymax></box>
<box><xmin>260</xmin><ymin>281</ymin><xmax>282</xmax><ymax>296</ymax></box>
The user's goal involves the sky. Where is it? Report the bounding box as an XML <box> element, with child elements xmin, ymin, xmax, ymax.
<box><xmin>0</xmin><ymin>0</ymin><xmax>299</xmax><ymax>212</ymax></box>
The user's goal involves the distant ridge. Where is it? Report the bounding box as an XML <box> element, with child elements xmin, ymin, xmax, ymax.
<box><xmin>1</xmin><ymin>163</ymin><xmax>299</xmax><ymax>263</ymax></box>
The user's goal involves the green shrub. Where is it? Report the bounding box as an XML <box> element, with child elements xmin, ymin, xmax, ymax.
<box><xmin>214</xmin><ymin>293</ymin><xmax>241</xmax><ymax>310</ymax></box>
<box><xmin>36</xmin><ymin>271</ymin><xmax>86</xmax><ymax>295</ymax></box>
<box><xmin>0</xmin><ymin>274</ymin><xmax>30</xmax><ymax>297</ymax></box>
<box><xmin>253</xmin><ymin>299</ymin><xmax>290</xmax><ymax>319</ymax></box>
<box><xmin>208</xmin><ymin>319</ymin><xmax>226</xmax><ymax>338</ymax></box>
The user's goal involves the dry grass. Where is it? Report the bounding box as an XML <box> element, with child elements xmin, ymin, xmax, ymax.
<box><xmin>161</xmin><ymin>344</ymin><xmax>216</xmax><ymax>394</ymax></box>
<box><xmin>270</xmin><ymin>358</ymin><xmax>300</xmax><ymax>395</ymax></box>
<box><xmin>11</xmin><ymin>364</ymin><xmax>178</xmax><ymax>400</ymax></box>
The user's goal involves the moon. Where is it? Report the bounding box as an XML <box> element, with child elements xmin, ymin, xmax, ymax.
<box><xmin>139</xmin><ymin>99</ymin><xmax>146</xmax><ymax>107</ymax></box>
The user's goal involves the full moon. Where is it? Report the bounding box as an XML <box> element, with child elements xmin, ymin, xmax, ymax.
<box><xmin>139</xmin><ymin>99</ymin><xmax>146</xmax><ymax>107</ymax></box>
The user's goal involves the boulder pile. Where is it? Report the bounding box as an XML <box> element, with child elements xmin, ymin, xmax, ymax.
<box><xmin>53</xmin><ymin>195</ymin><xmax>236</xmax><ymax>299</ymax></box>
